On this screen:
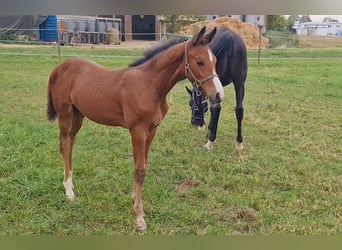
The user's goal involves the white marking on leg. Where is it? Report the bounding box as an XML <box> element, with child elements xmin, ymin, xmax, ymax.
<box><xmin>63</xmin><ymin>171</ymin><xmax>75</xmax><ymax>201</ymax></box>
<box><xmin>204</xmin><ymin>140</ymin><xmax>215</xmax><ymax>150</ymax></box>
<box><xmin>236</xmin><ymin>142</ymin><xmax>244</xmax><ymax>150</ymax></box>
<box><xmin>198</xmin><ymin>125</ymin><xmax>206</xmax><ymax>131</ymax></box>
<box><xmin>136</xmin><ymin>214</ymin><xmax>147</xmax><ymax>231</ymax></box>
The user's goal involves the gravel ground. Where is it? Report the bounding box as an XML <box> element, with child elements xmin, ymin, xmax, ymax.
<box><xmin>0</xmin><ymin>40</ymin><xmax>159</xmax><ymax>49</ymax></box>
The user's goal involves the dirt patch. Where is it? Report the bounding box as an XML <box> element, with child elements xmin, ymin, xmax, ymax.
<box><xmin>0</xmin><ymin>40</ymin><xmax>158</xmax><ymax>50</ymax></box>
<box><xmin>298</xmin><ymin>36</ymin><xmax>342</xmax><ymax>48</ymax></box>
<box><xmin>175</xmin><ymin>179</ymin><xmax>199</xmax><ymax>195</ymax></box>
<box><xmin>179</xmin><ymin>16</ymin><xmax>269</xmax><ymax>50</ymax></box>
<box><xmin>233</xmin><ymin>207</ymin><xmax>258</xmax><ymax>222</ymax></box>
<box><xmin>104</xmin><ymin>40</ymin><xmax>157</xmax><ymax>49</ymax></box>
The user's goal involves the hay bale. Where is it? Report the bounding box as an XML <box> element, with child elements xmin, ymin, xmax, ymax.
<box><xmin>179</xmin><ymin>17</ymin><xmax>269</xmax><ymax>50</ymax></box>
<box><xmin>106</xmin><ymin>28</ymin><xmax>120</xmax><ymax>45</ymax></box>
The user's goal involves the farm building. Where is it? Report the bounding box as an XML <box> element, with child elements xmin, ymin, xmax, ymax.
<box><xmin>292</xmin><ymin>21</ymin><xmax>342</xmax><ymax>36</ymax></box>
<box><xmin>57</xmin><ymin>15</ymin><xmax>166</xmax><ymax>44</ymax></box>
<box><xmin>0</xmin><ymin>15</ymin><xmax>48</xmax><ymax>39</ymax></box>
<box><xmin>0</xmin><ymin>15</ymin><xmax>166</xmax><ymax>44</ymax></box>
<box><xmin>0</xmin><ymin>15</ymin><xmax>121</xmax><ymax>43</ymax></box>
<box><xmin>121</xmin><ymin>15</ymin><xmax>166</xmax><ymax>41</ymax></box>
<box><xmin>56</xmin><ymin>15</ymin><xmax>122</xmax><ymax>44</ymax></box>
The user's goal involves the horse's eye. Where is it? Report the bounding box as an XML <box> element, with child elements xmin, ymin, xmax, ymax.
<box><xmin>196</xmin><ymin>61</ymin><xmax>204</xmax><ymax>66</ymax></box>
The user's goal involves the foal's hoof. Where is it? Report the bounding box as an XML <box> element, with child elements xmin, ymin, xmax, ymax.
<box><xmin>136</xmin><ymin>220</ymin><xmax>147</xmax><ymax>232</ymax></box>
<box><xmin>66</xmin><ymin>194</ymin><xmax>75</xmax><ymax>201</ymax></box>
<box><xmin>65</xmin><ymin>189</ymin><xmax>75</xmax><ymax>201</ymax></box>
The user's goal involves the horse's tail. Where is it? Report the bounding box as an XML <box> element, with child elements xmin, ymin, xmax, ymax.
<box><xmin>47</xmin><ymin>71</ymin><xmax>57</xmax><ymax>121</ymax></box>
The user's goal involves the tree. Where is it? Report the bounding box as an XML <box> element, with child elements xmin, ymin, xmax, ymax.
<box><xmin>268</xmin><ymin>15</ymin><xmax>289</xmax><ymax>31</ymax></box>
<box><xmin>322</xmin><ymin>17</ymin><xmax>338</xmax><ymax>22</ymax></box>
<box><xmin>299</xmin><ymin>15</ymin><xmax>311</xmax><ymax>23</ymax></box>
<box><xmin>288</xmin><ymin>15</ymin><xmax>300</xmax><ymax>23</ymax></box>
<box><xmin>287</xmin><ymin>15</ymin><xmax>300</xmax><ymax>30</ymax></box>
<box><xmin>164</xmin><ymin>15</ymin><xmax>205</xmax><ymax>33</ymax></box>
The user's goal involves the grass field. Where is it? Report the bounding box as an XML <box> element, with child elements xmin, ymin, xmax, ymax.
<box><xmin>0</xmin><ymin>45</ymin><xmax>341</xmax><ymax>235</ymax></box>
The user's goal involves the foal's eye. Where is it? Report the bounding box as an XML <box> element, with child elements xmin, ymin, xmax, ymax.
<box><xmin>196</xmin><ymin>61</ymin><xmax>204</xmax><ymax>66</ymax></box>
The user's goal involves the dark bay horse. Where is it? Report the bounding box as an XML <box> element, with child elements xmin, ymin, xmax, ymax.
<box><xmin>47</xmin><ymin>27</ymin><xmax>224</xmax><ymax>231</ymax></box>
<box><xmin>186</xmin><ymin>27</ymin><xmax>247</xmax><ymax>150</ymax></box>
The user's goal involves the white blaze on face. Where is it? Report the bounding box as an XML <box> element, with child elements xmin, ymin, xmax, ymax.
<box><xmin>208</xmin><ymin>49</ymin><xmax>224</xmax><ymax>100</ymax></box>
<box><xmin>208</xmin><ymin>48</ymin><xmax>214</xmax><ymax>62</ymax></box>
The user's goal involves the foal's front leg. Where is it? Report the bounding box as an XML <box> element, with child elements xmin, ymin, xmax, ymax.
<box><xmin>205</xmin><ymin>104</ymin><xmax>221</xmax><ymax>150</ymax></box>
<box><xmin>130</xmin><ymin>126</ymin><xmax>149</xmax><ymax>231</ymax></box>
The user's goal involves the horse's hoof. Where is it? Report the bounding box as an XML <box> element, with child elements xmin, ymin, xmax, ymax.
<box><xmin>204</xmin><ymin>140</ymin><xmax>215</xmax><ymax>150</ymax></box>
<box><xmin>236</xmin><ymin>142</ymin><xmax>244</xmax><ymax>150</ymax></box>
<box><xmin>198</xmin><ymin>125</ymin><xmax>206</xmax><ymax>131</ymax></box>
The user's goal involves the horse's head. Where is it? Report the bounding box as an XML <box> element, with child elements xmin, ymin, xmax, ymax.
<box><xmin>184</xmin><ymin>26</ymin><xmax>224</xmax><ymax>106</ymax></box>
<box><xmin>186</xmin><ymin>86</ymin><xmax>208</xmax><ymax>129</ymax></box>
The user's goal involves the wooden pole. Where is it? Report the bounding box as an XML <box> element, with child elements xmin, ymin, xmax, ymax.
<box><xmin>258</xmin><ymin>25</ymin><xmax>262</xmax><ymax>64</ymax></box>
<box><xmin>58</xmin><ymin>42</ymin><xmax>61</xmax><ymax>62</ymax></box>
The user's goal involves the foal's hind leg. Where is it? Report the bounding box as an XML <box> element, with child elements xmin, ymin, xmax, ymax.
<box><xmin>58</xmin><ymin>106</ymin><xmax>84</xmax><ymax>201</ymax></box>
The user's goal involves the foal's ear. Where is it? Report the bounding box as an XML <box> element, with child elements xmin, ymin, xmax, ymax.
<box><xmin>191</xmin><ymin>26</ymin><xmax>206</xmax><ymax>45</ymax></box>
<box><xmin>203</xmin><ymin>27</ymin><xmax>217</xmax><ymax>44</ymax></box>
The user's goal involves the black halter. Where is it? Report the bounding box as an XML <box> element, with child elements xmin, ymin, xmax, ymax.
<box><xmin>190</xmin><ymin>87</ymin><xmax>209</xmax><ymax>125</ymax></box>
<box><xmin>184</xmin><ymin>40</ymin><xmax>218</xmax><ymax>90</ymax></box>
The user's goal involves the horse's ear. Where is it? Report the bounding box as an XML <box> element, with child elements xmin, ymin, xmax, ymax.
<box><xmin>203</xmin><ymin>27</ymin><xmax>217</xmax><ymax>44</ymax></box>
<box><xmin>185</xmin><ymin>86</ymin><xmax>192</xmax><ymax>95</ymax></box>
<box><xmin>191</xmin><ymin>26</ymin><xmax>206</xmax><ymax>46</ymax></box>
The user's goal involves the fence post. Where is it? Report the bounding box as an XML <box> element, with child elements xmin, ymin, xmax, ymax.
<box><xmin>57</xmin><ymin>42</ymin><xmax>61</xmax><ymax>62</ymax></box>
<box><xmin>258</xmin><ymin>25</ymin><xmax>263</xmax><ymax>63</ymax></box>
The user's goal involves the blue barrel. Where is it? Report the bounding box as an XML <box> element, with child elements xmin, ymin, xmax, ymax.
<box><xmin>39</xmin><ymin>15</ymin><xmax>58</xmax><ymax>42</ymax></box>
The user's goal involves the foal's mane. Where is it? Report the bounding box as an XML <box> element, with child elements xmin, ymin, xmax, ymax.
<box><xmin>129</xmin><ymin>38</ymin><xmax>183</xmax><ymax>67</ymax></box>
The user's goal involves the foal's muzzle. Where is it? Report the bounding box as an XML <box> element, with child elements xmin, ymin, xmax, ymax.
<box><xmin>208</xmin><ymin>76</ymin><xmax>224</xmax><ymax>106</ymax></box>
<box><xmin>208</xmin><ymin>92</ymin><xmax>223</xmax><ymax>107</ymax></box>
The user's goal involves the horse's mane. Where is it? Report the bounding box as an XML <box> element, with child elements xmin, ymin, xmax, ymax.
<box><xmin>129</xmin><ymin>38</ymin><xmax>183</xmax><ymax>67</ymax></box>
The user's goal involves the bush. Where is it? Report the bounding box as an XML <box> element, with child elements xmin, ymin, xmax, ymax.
<box><xmin>265</xmin><ymin>30</ymin><xmax>299</xmax><ymax>48</ymax></box>
<box><xmin>0</xmin><ymin>33</ymin><xmax>17</xmax><ymax>41</ymax></box>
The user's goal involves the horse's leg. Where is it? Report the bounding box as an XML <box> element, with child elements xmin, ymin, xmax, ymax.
<box><xmin>234</xmin><ymin>81</ymin><xmax>245</xmax><ymax>150</ymax></box>
<box><xmin>204</xmin><ymin>104</ymin><xmax>221</xmax><ymax>150</ymax></box>
<box><xmin>130</xmin><ymin>126</ymin><xmax>149</xmax><ymax>231</ymax></box>
<box><xmin>58</xmin><ymin>106</ymin><xmax>84</xmax><ymax>201</ymax></box>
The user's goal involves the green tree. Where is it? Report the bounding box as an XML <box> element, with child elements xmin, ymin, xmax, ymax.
<box><xmin>299</xmin><ymin>15</ymin><xmax>311</xmax><ymax>23</ymax></box>
<box><xmin>164</xmin><ymin>15</ymin><xmax>205</xmax><ymax>33</ymax></box>
<box><xmin>287</xmin><ymin>15</ymin><xmax>300</xmax><ymax>31</ymax></box>
<box><xmin>268</xmin><ymin>15</ymin><xmax>289</xmax><ymax>31</ymax></box>
<box><xmin>322</xmin><ymin>17</ymin><xmax>338</xmax><ymax>22</ymax></box>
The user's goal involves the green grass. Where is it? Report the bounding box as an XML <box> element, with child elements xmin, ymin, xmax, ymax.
<box><xmin>0</xmin><ymin>45</ymin><xmax>341</xmax><ymax>235</ymax></box>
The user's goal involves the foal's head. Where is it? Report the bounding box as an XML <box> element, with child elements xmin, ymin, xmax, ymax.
<box><xmin>184</xmin><ymin>27</ymin><xmax>224</xmax><ymax>106</ymax></box>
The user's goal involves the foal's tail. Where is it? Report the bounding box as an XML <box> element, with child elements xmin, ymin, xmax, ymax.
<box><xmin>47</xmin><ymin>90</ymin><xmax>56</xmax><ymax>121</ymax></box>
<box><xmin>47</xmin><ymin>70</ymin><xmax>57</xmax><ymax>121</ymax></box>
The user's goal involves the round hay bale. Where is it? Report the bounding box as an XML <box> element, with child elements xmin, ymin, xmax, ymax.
<box><xmin>106</xmin><ymin>28</ymin><xmax>120</xmax><ymax>45</ymax></box>
<box><xmin>179</xmin><ymin>17</ymin><xmax>269</xmax><ymax>50</ymax></box>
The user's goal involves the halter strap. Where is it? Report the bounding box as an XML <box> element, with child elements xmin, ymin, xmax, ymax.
<box><xmin>184</xmin><ymin>40</ymin><xmax>218</xmax><ymax>89</ymax></box>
